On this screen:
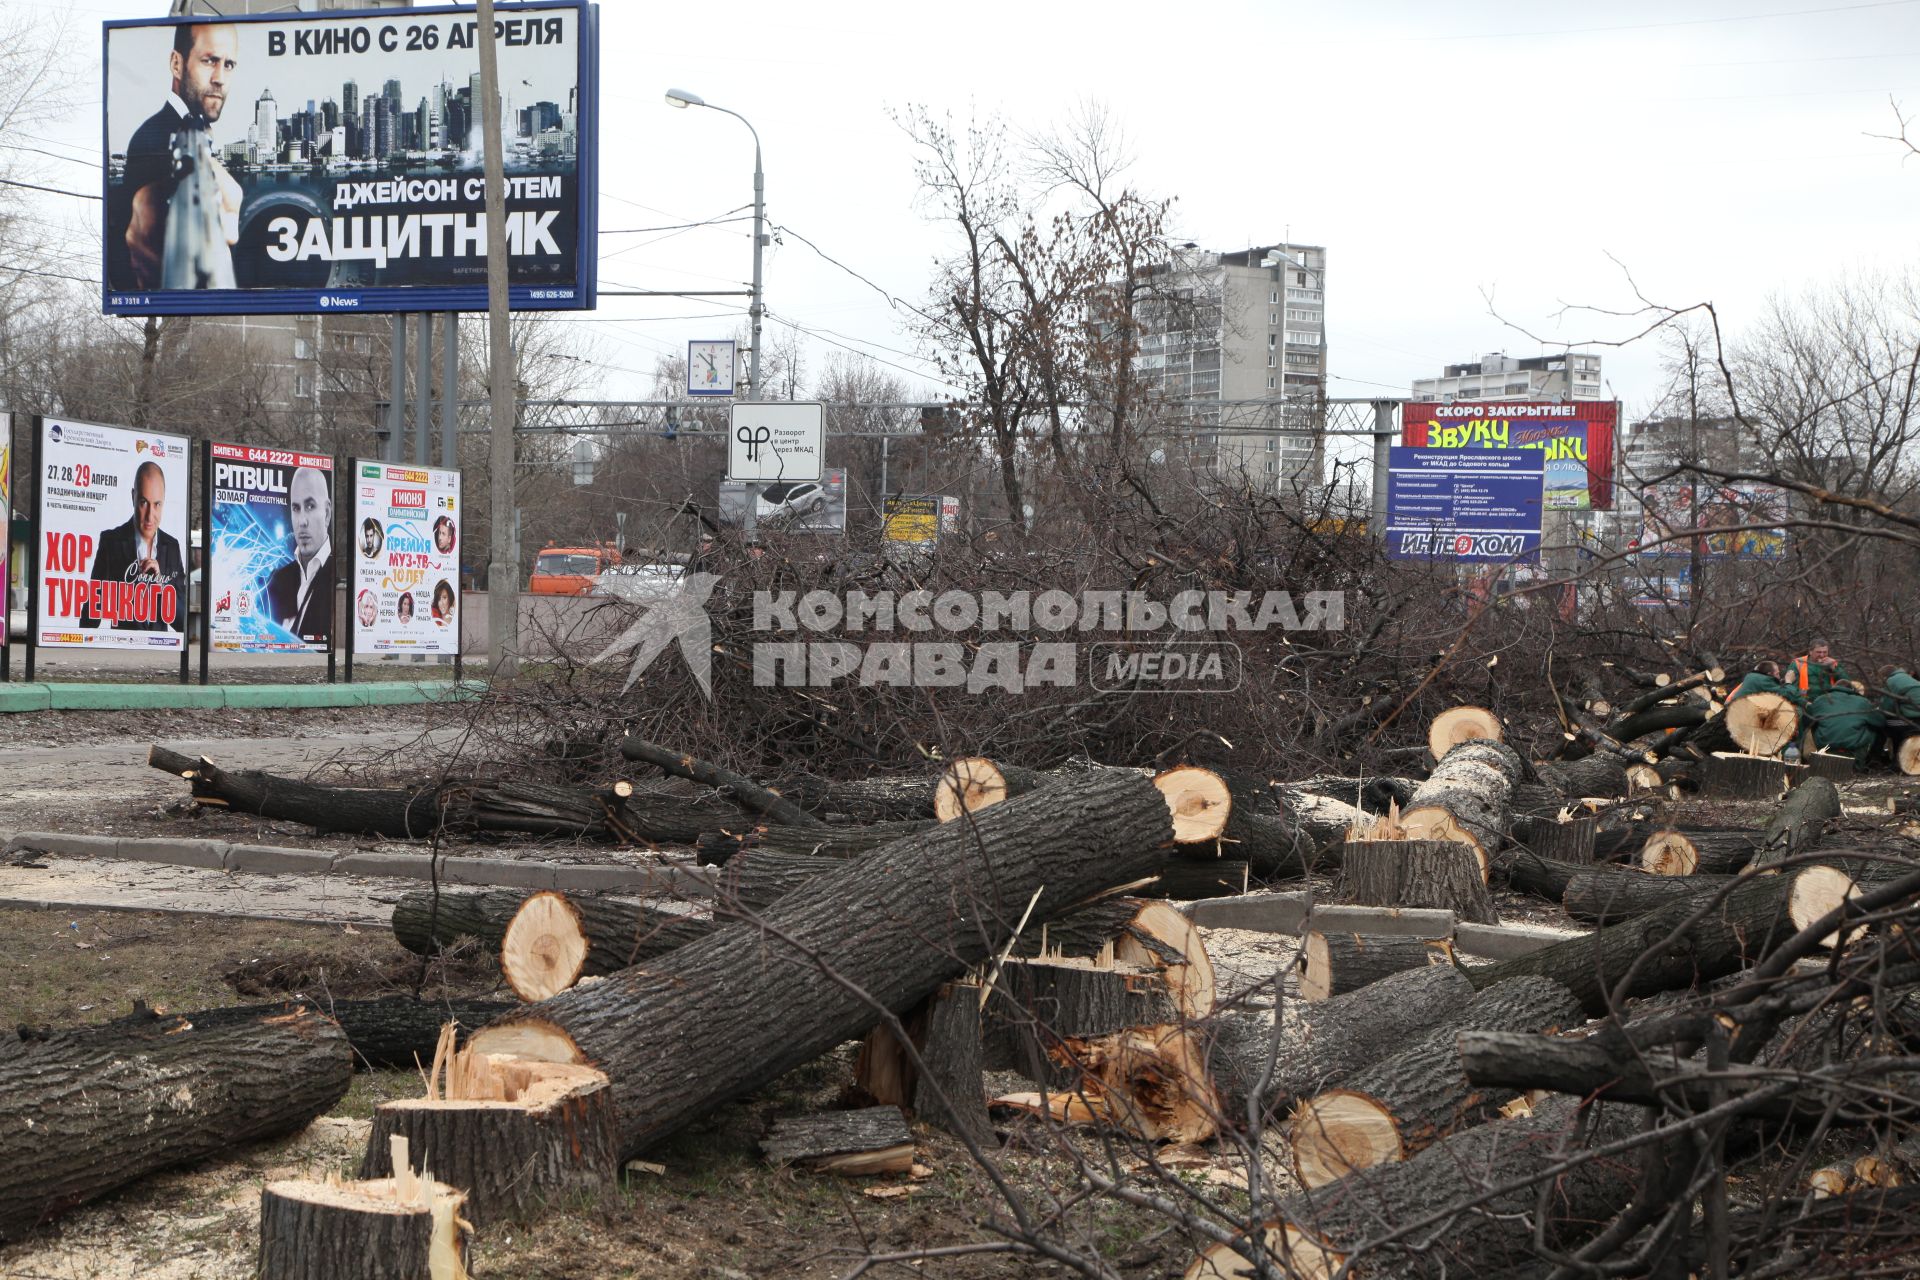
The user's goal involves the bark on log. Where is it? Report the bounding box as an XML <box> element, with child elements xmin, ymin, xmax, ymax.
<box><xmin>1136</xmin><ymin>858</ymin><xmax>1250</xmax><ymax>900</ymax></box>
<box><xmin>712</xmin><ymin>850</ymin><xmax>844</xmax><ymax>915</ymax></box>
<box><xmin>1534</xmin><ymin>754</ymin><xmax>1631</xmax><ymax>799</ymax></box>
<box><xmin>932</xmin><ymin>757</ymin><xmax>1046</xmax><ymax>822</ymax></box>
<box><xmin>1398</xmin><ymin>740</ymin><xmax>1525</xmax><ymax>869</ymax></box>
<box><xmin>1562</xmin><ymin>867</ymin><xmax>1736</xmax><ymax>924</ymax></box>
<box><xmin>618</xmin><ymin>737</ymin><xmax>821</xmax><ymax>827</ymax></box>
<box><xmin>391</xmin><ymin>889</ymin><xmax>715</xmax><ymax>975</ymax></box>
<box><xmin>1638</xmin><ymin>828</ymin><xmax>1761</xmax><ymax>876</ymax></box>
<box><xmin>1297</xmin><ymin>930</ymin><xmax>1457</xmax><ymax>1002</ymax></box>
<box><xmin>467</xmin><ymin>769</ymin><xmax>1178</xmax><ymax>1158</ymax></box>
<box><xmin>771</xmin><ymin>773</ymin><xmax>938</xmax><ymax>823</ymax></box>
<box><xmin>1334</xmin><ymin>840</ymin><xmax>1498</xmax><ymax>924</ymax></box>
<box><xmin>1511</xmin><ymin>814</ymin><xmax>1598</xmax><ymax>864</ymax></box>
<box><xmin>1197</xmin><ymin>963</ymin><xmax>1477</xmax><ymax>1131</ymax></box>
<box><xmin>983</xmin><ymin>957</ymin><xmax>1180</xmax><ymax>1082</ymax></box>
<box><xmin>1288</xmin><ymin>976</ymin><xmax>1582</xmax><ymax>1187</ymax></box>
<box><xmin>1156</xmin><ymin>766</ymin><xmax>1323</xmax><ymax>879</ymax></box>
<box><xmin>362</xmin><ymin>1039</ymin><xmax>615</xmax><ymax>1226</ymax></box>
<box><xmin>0</xmin><ymin>1001</ymin><xmax>352</xmax><ymax>1241</ymax></box>
<box><xmin>318</xmin><ymin>998</ymin><xmax>514</xmax><ymax>1070</ymax></box>
<box><xmin>1464</xmin><ymin>865</ymin><xmax>1859</xmax><ymax>1014</ymax></box>
<box><xmin>259</xmin><ymin>1159</ymin><xmax>471</xmax><ymax>1280</ymax></box>
<box><xmin>1189</xmin><ymin>1098</ymin><xmax>1639</xmax><ymax>1280</ymax></box>
<box><xmin>694</xmin><ymin>819</ymin><xmax>936</xmax><ymax>865</ymax></box>
<box><xmin>1603</xmin><ymin>702</ymin><xmax>1708</xmax><ymax>744</ymax></box>
<box><xmin>1494</xmin><ymin>852</ymin><xmax>1591</xmax><ymax>905</ymax></box>
<box><xmin>1284</xmin><ymin>776</ymin><xmax>1420</xmax><ymax>816</ymax></box>
<box><xmin>1804</xmin><ymin>750</ymin><xmax>1858</xmax><ymax>781</ymax></box>
<box><xmin>761</xmin><ymin>1106</ymin><xmax>914</xmax><ymax>1175</ymax></box>
<box><xmin>149</xmin><ymin>743</ymin><xmax>447</xmax><ymax>838</ymax></box>
<box><xmin>1015</xmin><ymin>898</ymin><xmax>1216</xmax><ymax>1020</ymax></box>
<box><xmin>911</xmin><ymin>982</ymin><xmax>995</xmax><ymax>1148</ymax></box>
<box><xmin>1698</xmin><ymin>753</ymin><xmax>1792</xmax><ymax>800</ymax></box>
<box><xmin>1751</xmin><ymin>776</ymin><xmax>1843</xmax><ymax>868</ymax></box>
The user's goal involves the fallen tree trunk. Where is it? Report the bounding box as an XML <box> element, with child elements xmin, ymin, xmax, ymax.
<box><xmin>1495</xmin><ymin>852</ymin><xmax>1591</xmax><ymax>905</ymax></box>
<box><xmin>1396</xmin><ymin>739</ymin><xmax>1526</xmax><ymax>872</ymax></box>
<box><xmin>1751</xmin><ymin>776</ymin><xmax>1842</xmax><ymax>868</ymax></box>
<box><xmin>1464</xmin><ymin>865</ymin><xmax>1859</xmax><ymax>1013</ymax></box>
<box><xmin>1190</xmin><ymin>1097</ymin><xmax>1639</xmax><ymax>1279</ymax></box>
<box><xmin>1197</xmin><ymin>963</ymin><xmax>1477</xmax><ymax>1131</ymax></box>
<box><xmin>933</xmin><ymin>757</ymin><xmax>1047</xmax><ymax>822</ymax></box>
<box><xmin>1638</xmin><ymin>828</ymin><xmax>1761</xmax><ymax>876</ymax></box>
<box><xmin>1298</xmin><ymin>929</ymin><xmax>1457</xmax><ymax>1002</ymax></box>
<box><xmin>148</xmin><ymin>743</ymin><xmax>447</xmax><ymax>838</ymax></box>
<box><xmin>391</xmin><ymin>889</ymin><xmax>715</xmax><ymax>975</ymax></box>
<box><xmin>1562</xmin><ymin>866</ymin><xmax>1736</xmax><ymax>924</ymax></box>
<box><xmin>468</xmin><ymin>769</ymin><xmax>1178</xmax><ymax>1158</ymax></box>
<box><xmin>1427</xmin><ymin>705</ymin><xmax>1503</xmax><ymax>760</ymax></box>
<box><xmin>1157</xmin><ymin>766</ymin><xmax>1322</xmax><ymax>879</ymax></box>
<box><xmin>694</xmin><ymin>819</ymin><xmax>935</xmax><ymax>865</ymax></box>
<box><xmin>771</xmin><ymin>772</ymin><xmax>939</xmax><ymax>823</ymax></box>
<box><xmin>1727</xmin><ymin>691</ymin><xmax>1800</xmax><ymax>756</ymax></box>
<box><xmin>312</xmin><ymin>998</ymin><xmax>513</xmax><ymax>1071</ymax></box>
<box><xmin>1603</xmin><ymin>702</ymin><xmax>1709</xmax><ymax>745</ymax></box>
<box><xmin>618</xmin><ymin>737</ymin><xmax>820</xmax><ymax>827</ymax></box>
<box><xmin>1535</xmin><ymin>753</ymin><xmax>1631</xmax><ymax>799</ymax></box>
<box><xmin>0</xmin><ymin>1000</ymin><xmax>352</xmax><ymax>1241</ymax></box>
<box><xmin>761</xmin><ymin>1106</ymin><xmax>914</xmax><ymax>1175</ymax></box>
<box><xmin>1288</xmin><ymin>975</ymin><xmax>1582</xmax><ymax>1186</ymax></box>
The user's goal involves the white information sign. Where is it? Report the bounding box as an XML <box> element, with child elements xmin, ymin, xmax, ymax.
<box><xmin>727</xmin><ymin>402</ymin><xmax>823</xmax><ymax>483</ymax></box>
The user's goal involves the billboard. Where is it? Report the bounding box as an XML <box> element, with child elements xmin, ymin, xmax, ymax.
<box><xmin>352</xmin><ymin>460</ymin><xmax>460</xmax><ymax>654</ymax></box>
<box><xmin>882</xmin><ymin>495</ymin><xmax>940</xmax><ymax>559</ymax></box>
<box><xmin>1386</xmin><ymin>447</ymin><xmax>1544</xmax><ymax>563</ymax></box>
<box><xmin>102</xmin><ymin>2</ymin><xmax>599</xmax><ymax>316</ymax></box>
<box><xmin>1630</xmin><ymin>482</ymin><xmax>1789</xmax><ymax>560</ymax></box>
<box><xmin>0</xmin><ymin>423</ymin><xmax>10</xmax><ymax>627</ymax></box>
<box><xmin>717</xmin><ymin>470</ymin><xmax>847</xmax><ymax>534</ymax></box>
<box><xmin>35</xmin><ymin>418</ymin><xmax>191</xmax><ymax>648</ymax></box>
<box><xmin>209</xmin><ymin>443</ymin><xmax>334</xmax><ymax>653</ymax></box>
<box><xmin>1403</xmin><ymin>401</ymin><xmax>1619</xmax><ymax>510</ymax></box>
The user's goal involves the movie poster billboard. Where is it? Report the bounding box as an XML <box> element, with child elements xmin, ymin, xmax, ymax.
<box><xmin>209</xmin><ymin>443</ymin><xmax>334</xmax><ymax>653</ymax></box>
<box><xmin>1402</xmin><ymin>401</ymin><xmax>1620</xmax><ymax>510</ymax></box>
<box><xmin>35</xmin><ymin>418</ymin><xmax>190</xmax><ymax>648</ymax></box>
<box><xmin>352</xmin><ymin>460</ymin><xmax>459</xmax><ymax>654</ymax></box>
<box><xmin>1630</xmin><ymin>482</ymin><xmax>1789</xmax><ymax>560</ymax></box>
<box><xmin>102</xmin><ymin>2</ymin><xmax>599</xmax><ymax>316</ymax></box>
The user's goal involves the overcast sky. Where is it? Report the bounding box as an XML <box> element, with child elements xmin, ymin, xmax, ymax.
<box><xmin>24</xmin><ymin>0</ymin><xmax>1920</xmax><ymax>418</ymax></box>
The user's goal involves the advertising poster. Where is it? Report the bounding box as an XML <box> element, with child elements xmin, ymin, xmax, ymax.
<box><xmin>0</xmin><ymin>425</ymin><xmax>11</xmax><ymax>623</ymax></box>
<box><xmin>1631</xmin><ymin>482</ymin><xmax>1789</xmax><ymax>560</ymax></box>
<box><xmin>36</xmin><ymin>417</ymin><xmax>190</xmax><ymax>648</ymax></box>
<box><xmin>352</xmin><ymin>460</ymin><xmax>459</xmax><ymax>654</ymax></box>
<box><xmin>717</xmin><ymin>469</ymin><xmax>846</xmax><ymax>534</ymax></box>
<box><xmin>1402</xmin><ymin>401</ymin><xmax>1619</xmax><ymax>510</ymax></box>
<box><xmin>1386</xmin><ymin>447</ymin><xmax>1544</xmax><ymax>563</ymax></box>
<box><xmin>209</xmin><ymin>443</ymin><xmax>334</xmax><ymax>652</ymax></box>
<box><xmin>881</xmin><ymin>495</ymin><xmax>940</xmax><ymax>560</ymax></box>
<box><xmin>102</xmin><ymin>2</ymin><xmax>598</xmax><ymax>315</ymax></box>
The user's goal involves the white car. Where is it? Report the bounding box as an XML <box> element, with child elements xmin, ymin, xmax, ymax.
<box><xmin>591</xmin><ymin>562</ymin><xmax>683</xmax><ymax>599</ymax></box>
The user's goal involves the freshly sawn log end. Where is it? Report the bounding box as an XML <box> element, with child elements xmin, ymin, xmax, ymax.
<box><xmin>1726</xmin><ymin>692</ymin><xmax>1799</xmax><ymax>756</ymax></box>
<box><xmin>1427</xmin><ymin>705</ymin><xmax>1503</xmax><ymax>760</ymax></box>
<box><xmin>499</xmin><ymin>891</ymin><xmax>591</xmax><ymax>1002</ymax></box>
<box><xmin>934</xmin><ymin>757</ymin><xmax>1012</xmax><ymax>823</ymax></box>
<box><xmin>1153</xmin><ymin>766</ymin><xmax>1234</xmax><ymax>844</ymax></box>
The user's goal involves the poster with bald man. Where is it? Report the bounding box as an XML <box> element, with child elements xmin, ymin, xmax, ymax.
<box><xmin>209</xmin><ymin>443</ymin><xmax>334</xmax><ymax>653</ymax></box>
<box><xmin>35</xmin><ymin>418</ymin><xmax>190</xmax><ymax>649</ymax></box>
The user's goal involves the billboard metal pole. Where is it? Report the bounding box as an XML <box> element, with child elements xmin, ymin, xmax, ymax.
<box><xmin>414</xmin><ymin>315</ymin><xmax>432</xmax><ymax>466</ymax></box>
<box><xmin>441</xmin><ymin>313</ymin><xmax>458</xmax><ymax>469</ymax></box>
<box><xmin>24</xmin><ymin>416</ymin><xmax>37</xmax><ymax>684</ymax></box>
<box><xmin>198</xmin><ymin>437</ymin><xmax>211</xmax><ymax>686</ymax></box>
<box><xmin>477</xmin><ymin>0</ymin><xmax>520</xmax><ymax>680</ymax></box>
<box><xmin>328</xmin><ymin>455</ymin><xmax>340</xmax><ymax>685</ymax></box>
<box><xmin>1371</xmin><ymin>399</ymin><xmax>1394</xmax><ymax>535</ymax></box>
<box><xmin>387</xmin><ymin>315</ymin><xmax>407</xmax><ymax>463</ymax></box>
<box><xmin>1</xmin><ymin>412</ymin><xmax>10</xmax><ymax>685</ymax></box>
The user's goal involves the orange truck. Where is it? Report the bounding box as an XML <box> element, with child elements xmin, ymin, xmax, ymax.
<box><xmin>528</xmin><ymin>543</ymin><xmax>622</xmax><ymax>595</ymax></box>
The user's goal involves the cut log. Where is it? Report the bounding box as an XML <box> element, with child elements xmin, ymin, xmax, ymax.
<box><xmin>1534</xmin><ymin>754</ymin><xmax>1630</xmax><ymax>799</ymax></box>
<box><xmin>1507</xmin><ymin>781</ymin><xmax>1574</xmax><ymax>820</ymax></box>
<box><xmin>260</xmin><ymin>1142</ymin><xmax>471</xmax><ymax>1280</ymax></box>
<box><xmin>1198</xmin><ymin>963</ymin><xmax>1477</xmax><ymax>1130</ymax></box>
<box><xmin>361</xmin><ymin>1029</ymin><xmax>614</xmax><ymax>1226</ymax></box>
<box><xmin>983</xmin><ymin>955</ymin><xmax>1180</xmax><ymax>1082</ymax></box>
<box><xmin>0</xmin><ymin>1001</ymin><xmax>352</xmax><ymax>1241</ymax></box>
<box><xmin>1751</xmin><ymin>776</ymin><xmax>1843</xmax><ymax>868</ymax></box>
<box><xmin>761</xmin><ymin>1106</ymin><xmax>914</xmax><ymax>1175</ymax></box>
<box><xmin>1639</xmin><ymin>828</ymin><xmax>1761</xmax><ymax>876</ymax></box>
<box><xmin>617</xmin><ymin>736</ymin><xmax>821</xmax><ymax>826</ymax></box>
<box><xmin>1562</xmin><ymin>867</ymin><xmax>1735</xmax><ymax>924</ymax></box>
<box><xmin>1155</xmin><ymin>766</ymin><xmax>1320</xmax><ymax>879</ymax></box>
<box><xmin>1727</xmin><ymin>691</ymin><xmax>1800</xmax><ymax>756</ymax></box>
<box><xmin>392</xmin><ymin>889</ymin><xmax>716</xmax><ymax>977</ymax></box>
<box><xmin>1603</xmin><ymin>701</ymin><xmax>1709</xmax><ymax>744</ymax></box>
<box><xmin>771</xmin><ymin>772</ymin><xmax>938</xmax><ymax>823</ymax></box>
<box><xmin>1285</xmin><ymin>792</ymin><xmax>1377</xmax><ymax>851</ymax></box>
<box><xmin>1511</xmin><ymin>814</ymin><xmax>1598</xmax><ymax>864</ymax></box>
<box><xmin>1804</xmin><ymin>750</ymin><xmax>1858</xmax><ymax>781</ymax></box>
<box><xmin>1333</xmin><ymin>840</ymin><xmax>1498</xmax><ymax>924</ymax></box>
<box><xmin>1188</xmin><ymin>1098</ymin><xmax>1638</xmax><ymax>1279</ymax></box>
<box><xmin>499</xmin><ymin>891</ymin><xmax>589</xmax><ymax>1002</ymax></box>
<box><xmin>911</xmin><ymin>982</ymin><xmax>995</xmax><ymax>1148</ymax></box>
<box><xmin>1288</xmin><ymin>975</ymin><xmax>1582</xmax><ymax>1187</ymax></box>
<box><xmin>694</xmin><ymin>819</ymin><xmax>935</xmax><ymax>864</ymax></box>
<box><xmin>1699</xmin><ymin>752</ymin><xmax>1791</xmax><ymax>799</ymax></box>
<box><xmin>1297</xmin><ymin>930</ymin><xmax>1456</xmax><ymax>1002</ymax></box>
<box><xmin>1396</xmin><ymin>739</ymin><xmax>1525</xmax><ymax>871</ymax></box>
<box><xmin>319</xmin><ymin>998</ymin><xmax>514</xmax><ymax>1071</ymax></box>
<box><xmin>1136</xmin><ymin>858</ymin><xmax>1250</xmax><ymax>900</ymax></box>
<box><xmin>932</xmin><ymin>757</ymin><xmax>1045</xmax><ymax>822</ymax></box>
<box><xmin>1427</xmin><ymin>705</ymin><xmax>1503</xmax><ymax>760</ymax></box>
<box><xmin>1495</xmin><ymin>851</ymin><xmax>1591</xmax><ymax>904</ymax></box>
<box><xmin>1464</xmin><ymin>865</ymin><xmax>1860</xmax><ymax>1013</ymax></box>
<box><xmin>712</xmin><ymin>849</ymin><xmax>844</xmax><ymax>914</ymax></box>
<box><xmin>467</xmin><ymin>768</ymin><xmax>1179</xmax><ymax>1158</ymax></box>
<box><xmin>1626</xmin><ymin>762</ymin><xmax>1663</xmax><ymax>791</ymax></box>
<box><xmin>1897</xmin><ymin>735</ymin><xmax>1920</xmax><ymax>777</ymax></box>
<box><xmin>149</xmin><ymin>743</ymin><xmax>446</xmax><ymax>838</ymax></box>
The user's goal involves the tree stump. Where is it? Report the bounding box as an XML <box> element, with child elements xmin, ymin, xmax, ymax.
<box><xmin>911</xmin><ymin>982</ymin><xmax>995</xmax><ymax>1149</ymax></box>
<box><xmin>1726</xmin><ymin>692</ymin><xmax>1799</xmax><ymax>756</ymax></box>
<box><xmin>1804</xmin><ymin>750</ymin><xmax>1857</xmax><ymax>782</ymax></box>
<box><xmin>1288</xmin><ymin>975</ymin><xmax>1582</xmax><ymax>1187</ymax></box>
<box><xmin>1334</xmin><ymin>840</ymin><xmax>1498</xmax><ymax>924</ymax></box>
<box><xmin>982</xmin><ymin>955</ymin><xmax>1180</xmax><ymax>1082</ymax></box>
<box><xmin>360</xmin><ymin>1027</ymin><xmax>615</xmax><ymax>1226</ymax></box>
<box><xmin>1638</xmin><ymin>828</ymin><xmax>1760</xmax><ymax>876</ymax></box>
<box><xmin>1511</xmin><ymin>814</ymin><xmax>1598</xmax><ymax>864</ymax></box>
<box><xmin>1698</xmin><ymin>753</ymin><xmax>1790</xmax><ymax>800</ymax></box>
<box><xmin>260</xmin><ymin>1140</ymin><xmax>471</xmax><ymax>1280</ymax></box>
<box><xmin>1297</xmin><ymin>930</ymin><xmax>1456</xmax><ymax>1002</ymax></box>
<box><xmin>1395</xmin><ymin>739</ymin><xmax>1526</xmax><ymax>872</ymax></box>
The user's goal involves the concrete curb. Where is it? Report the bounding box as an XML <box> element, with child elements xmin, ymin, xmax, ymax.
<box><xmin>2</xmin><ymin>830</ymin><xmax>710</xmax><ymax>898</ymax></box>
<box><xmin>0</xmin><ymin>680</ymin><xmax>484</xmax><ymax>714</ymax></box>
<box><xmin>1308</xmin><ymin>904</ymin><xmax>1457</xmax><ymax>940</ymax></box>
<box><xmin>0</xmin><ymin>895</ymin><xmax>393</xmax><ymax>930</ymax></box>
<box><xmin>1453</xmin><ymin>921</ymin><xmax>1576</xmax><ymax>959</ymax></box>
<box><xmin>1182</xmin><ymin>892</ymin><xmax>1311</xmax><ymax>934</ymax></box>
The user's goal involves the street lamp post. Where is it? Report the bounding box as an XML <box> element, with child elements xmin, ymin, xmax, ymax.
<box><xmin>666</xmin><ymin>88</ymin><xmax>764</xmax><ymax>402</ymax></box>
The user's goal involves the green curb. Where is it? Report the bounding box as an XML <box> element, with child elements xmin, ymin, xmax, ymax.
<box><xmin>0</xmin><ymin>679</ymin><xmax>483</xmax><ymax>713</ymax></box>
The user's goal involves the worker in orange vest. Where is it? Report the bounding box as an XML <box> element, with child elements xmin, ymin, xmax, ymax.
<box><xmin>1788</xmin><ymin>638</ymin><xmax>1850</xmax><ymax>702</ymax></box>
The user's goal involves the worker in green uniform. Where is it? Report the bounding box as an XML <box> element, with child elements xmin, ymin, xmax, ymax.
<box><xmin>1878</xmin><ymin>664</ymin><xmax>1920</xmax><ymax>721</ymax></box>
<box><xmin>1808</xmin><ymin>680</ymin><xmax>1888</xmax><ymax>768</ymax></box>
<box><xmin>1729</xmin><ymin>660</ymin><xmax>1801</xmax><ymax>707</ymax></box>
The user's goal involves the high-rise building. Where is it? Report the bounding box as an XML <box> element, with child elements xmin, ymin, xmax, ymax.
<box><xmin>1411</xmin><ymin>352</ymin><xmax>1603</xmax><ymax>403</ymax></box>
<box><xmin>253</xmin><ymin>87</ymin><xmax>277</xmax><ymax>154</ymax></box>
<box><xmin>321</xmin><ymin>98</ymin><xmax>338</xmax><ymax>132</ymax></box>
<box><xmin>373</xmin><ymin>96</ymin><xmax>393</xmax><ymax>159</ymax></box>
<box><xmin>342</xmin><ymin>79</ymin><xmax>359</xmax><ymax>122</ymax></box>
<box><xmin>1131</xmin><ymin>242</ymin><xmax>1328</xmax><ymax>487</ymax></box>
<box><xmin>384</xmin><ymin>78</ymin><xmax>404</xmax><ymax>113</ymax></box>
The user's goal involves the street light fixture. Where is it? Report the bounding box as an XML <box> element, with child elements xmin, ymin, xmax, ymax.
<box><xmin>665</xmin><ymin>87</ymin><xmax>765</xmax><ymax>402</ymax></box>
